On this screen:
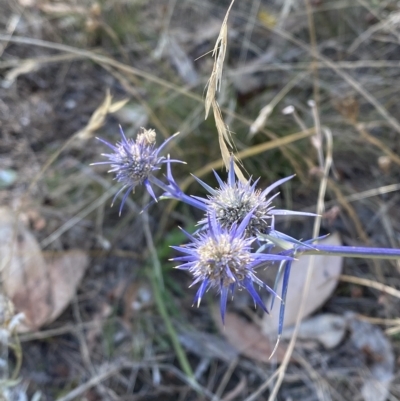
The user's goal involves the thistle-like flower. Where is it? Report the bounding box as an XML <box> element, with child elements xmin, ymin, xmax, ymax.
<box><xmin>171</xmin><ymin>211</ymin><xmax>293</xmax><ymax>322</ymax></box>
<box><xmin>164</xmin><ymin>156</ymin><xmax>316</xmax><ymax>248</ymax></box>
<box><xmin>92</xmin><ymin>127</ymin><xmax>180</xmax><ymax>214</ymax></box>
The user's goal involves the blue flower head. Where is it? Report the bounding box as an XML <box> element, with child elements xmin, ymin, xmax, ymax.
<box><xmin>165</xmin><ymin>156</ymin><xmax>316</xmax><ymax>248</ymax></box>
<box><xmin>92</xmin><ymin>127</ymin><xmax>179</xmax><ymax>214</ymax></box>
<box><xmin>171</xmin><ymin>211</ymin><xmax>293</xmax><ymax>322</ymax></box>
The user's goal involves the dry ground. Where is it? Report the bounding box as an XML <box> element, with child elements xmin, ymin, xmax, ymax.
<box><xmin>1</xmin><ymin>0</ymin><xmax>400</xmax><ymax>400</ymax></box>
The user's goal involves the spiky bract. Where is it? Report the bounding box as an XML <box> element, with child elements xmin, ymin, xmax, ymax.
<box><xmin>171</xmin><ymin>212</ymin><xmax>293</xmax><ymax>322</ymax></box>
<box><xmin>92</xmin><ymin>127</ymin><xmax>179</xmax><ymax>214</ymax></box>
<box><xmin>190</xmin><ymin>158</ymin><xmax>316</xmax><ymax>246</ymax></box>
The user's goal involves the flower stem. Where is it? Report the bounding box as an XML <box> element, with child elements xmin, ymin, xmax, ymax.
<box><xmin>149</xmin><ymin>175</ymin><xmax>207</xmax><ymax>211</ymax></box>
<box><xmin>296</xmin><ymin>244</ymin><xmax>400</xmax><ymax>260</ymax></box>
<box><xmin>149</xmin><ymin>272</ymin><xmax>195</xmax><ymax>380</ymax></box>
<box><xmin>142</xmin><ymin>205</ymin><xmax>194</xmax><ymax>381</ymax></box>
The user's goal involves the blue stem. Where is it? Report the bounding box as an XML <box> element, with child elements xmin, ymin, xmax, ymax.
<box><xmin>149</xmin><ymin>175</ymin><xmax>207</xmax><ymax>211</ymax></box>
<box><xmin>295</xmin><ymin>244</ymin><xmax>400</xmax><ymax>260</ymax></box>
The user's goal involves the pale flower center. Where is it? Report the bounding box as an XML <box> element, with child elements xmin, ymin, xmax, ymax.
<box><xmin>209</xmin><ymin>186</ymin><xmax>271</xmax><ymax>236</ymax></box>
<box><xmin>195</xmin><ymin>234</ymin><xmax>251</xmax><ymax>286</ymax></box>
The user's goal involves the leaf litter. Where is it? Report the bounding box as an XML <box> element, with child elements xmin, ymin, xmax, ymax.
<box><xmin>2</xmin><ymin>0</ymin><xmax>400</xmax><ymax>399</ymax></box>
<box><xmin>0</xmin><ymin>207</ymin><xmax>88</xmax><ymax>332</ymax></box>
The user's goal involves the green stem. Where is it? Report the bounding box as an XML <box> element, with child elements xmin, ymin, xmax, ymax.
<box><xmin>150</xmin><ymin>272</ymin><xmax>194</xmax><ymax>381</ymax></box>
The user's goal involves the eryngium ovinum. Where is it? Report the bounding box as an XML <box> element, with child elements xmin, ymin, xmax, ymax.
<box><xmin>92</xmin><ymin>126</ymin><xmax>180</xmax><ymax>215</ymax></box>
<box><xmin>163</xmin><ymin>157</ymin><xmax>316</xmax><ymax>248</ymax></box>
<box><xmin>171</xmin><ymin>211</ymin><xmax>293</xmax><ymax>322</ymax></box>
<box><xmin>93</xmin><ymin>127</ymin><xmax>314</xmax><ymax>322</ymax></box>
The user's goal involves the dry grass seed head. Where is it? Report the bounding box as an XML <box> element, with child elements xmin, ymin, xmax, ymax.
<box><xmin>204</xmin><ymin>0</ymin><xmax>247</xmax><ymax>182</ymax></box>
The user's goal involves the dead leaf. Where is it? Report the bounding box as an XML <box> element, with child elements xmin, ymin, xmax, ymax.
<box><xmin>262</xmin><ymin>232</ymin><xmax>343</xmax><ymax>335</ymax></box>
<box><xmin>44</xmin><ymin>250</ymin><xmax>89</xmax><ymax>324</ymax></box>
<box><xmin>346</xmin><ymin>312</ymin><xmax>394</xmax><ymax>401</ymax></box>
<box><xmin>0</xmin><ymin>208</ymin><xmax>51</xmax><ymax>331</ymax></box>
<box><xmin>0</xmin><ymin>208</ymin><xmax>88</xmax><ymax>332</ymax></box>
<box><xmin>212</xmin><ymin>306</ymin><xmax>287</xmax><ymax>363</ymax></box>
<box><xmin>213</xmin><ymin>312</ymin><xmax>345</xmax><ymax>364</ymax></box>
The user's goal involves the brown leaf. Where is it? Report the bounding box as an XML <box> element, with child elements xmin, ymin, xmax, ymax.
<box><xmin>0</xmin><ymin>208</ymin><xmax>88</xmax><ymax>332</ymax></box>
<box><xmin>45</xmin><ymin>250</ymin><xmax>89</xmax><ymax>324</ymax></box>
<box><xmin>212</xmin><ymin>306</ymin><xmax>287</xmax><ymax>363</ymax></box>
<box><xmin>0</xmin><ymin>208</ymin><xmax>51</xmax><ymax>331</ymax></box>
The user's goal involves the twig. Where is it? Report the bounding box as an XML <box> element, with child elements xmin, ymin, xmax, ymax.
<box><xmin>339</xmin><ymin>274</ymin><xmax>400</xmax><ymax>299</ymax></box>
<box><xmin>56</xmin><ymin>364</ymin><xmax>123</xmax><ymax>401</ymax></box>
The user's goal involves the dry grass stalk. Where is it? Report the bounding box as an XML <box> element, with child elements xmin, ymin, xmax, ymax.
<box><xmin>204</xmin><ymin>0</ymin><xmax>246</xmax><ymax>180</ymax></box>
<box><xmin>204</xmin><ymin>0</ymin><xmax>234</xmax><ymax>119</ymax></box>
<box><xmin>335</xmin><ymin>96</ymin><xmax>400</xmax><ymax>169</ymax></box>
<box><xmin>355</xmin><ymin>123</ymin><xmax>400</xmax><ymax>168</ymax></box>
<box><xmin>212</xmin><ymin>100</ymin><xmax>235</xmax><ymax>173</ymax></box>
<box><xmin>339</xmin><ymin>275</ymin><xmax>400</xmax><ymax>300</ymax></box>
<box><xmin>267</xmin><ymin>118</ymin><xmax>333</xmax><ymax>399</ymax></box>
<box><xmin>260</xmin><ymin>25</ymin><xmax>400</xmax><ymax>137</ymax></box>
